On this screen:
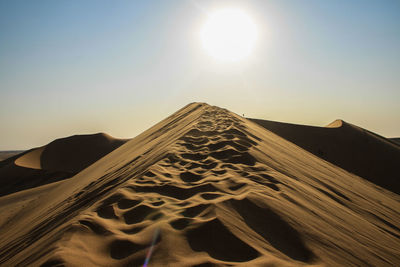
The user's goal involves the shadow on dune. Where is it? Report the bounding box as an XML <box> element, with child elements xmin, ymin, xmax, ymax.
<box><xmin>229</xmin><ymin>197</ymin><xmax>314</xmax><ymax>262</ymax></box>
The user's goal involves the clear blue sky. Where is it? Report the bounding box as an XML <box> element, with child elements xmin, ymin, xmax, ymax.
<box><xmin>1</xmin><ymin>0</ymin><xmax>399</xmax><ymax>149</ymax></box>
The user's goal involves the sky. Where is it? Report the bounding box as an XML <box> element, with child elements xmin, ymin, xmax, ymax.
<box><xmin>0</xmin><ymin>0</ymin><xmax>399</xmax><ymax>150</ymax></box>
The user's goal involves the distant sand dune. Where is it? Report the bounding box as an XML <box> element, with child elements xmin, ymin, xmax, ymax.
<box><xmin>15</xmin><ymin>133</ymin><xmax>128</xmax><ymax>173</ymax></box>
<box><xmin>250</xmin><ymin>118</ymin><xmax>400</xmax><ymax>194</ymax></box>
<box><xmin>0</xmin><ymin>151</ymin><xmax>25</xmax><ymax>162</ymax></box>
<box><xmin>391</xmin><ymin>137</ymin><xmax>400</xmax><ymax>145</ymax></box>
<box><xmin>0</xmin><ymin>103</ymin><xmax>399</xmax><ymax>266</ymax></box>
<box><xmin>14</xmin><ymin>147</ymin><xmax>44</xmax><ymax>169</ymax></box>
<box><xmin>0</xmin><ymin>133</ymin><xmax>127</xmax><ymax>197</ymax></box>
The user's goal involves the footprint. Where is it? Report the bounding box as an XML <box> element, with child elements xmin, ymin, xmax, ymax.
<box><xmin>143</xmin><ymin>171</ymin><xmax>156</xmax><ymax>178</ymax></box>
<box><xmin>121</xmin><ymin>226</ymin><xmax>144</xmax><ymax>235</ymax></box>
<box><xmin>109</xmin><ymin>239</ymin><xmax>147</xmax><ymax>259</ymax></box>
<box><xmin>151</xmin><ymin>200</ymin><xmax>165</xmax><ymax>206</ymax></box>
<box><xmin>130</xmin><ymin>183</ymin><xmax>220</xmax><ymax>201</ymax></box>
<box><xmin>180</xmin><ymin>171</ymin><xmax>203</xmax><ymax>183</ymax></box>
<box><xmin>117</xmin><ymin>198</ymin><xmax>141</xmax><ymax>209</ymax></box>
<box><xmin>211</xmin><ymin>169</ymin><xmax>227</xmax><ymax>175</ymax></box>
<box><xmin>135</xmin><ymin>179</ymin><xmax>156</xmax><ymax>185</ymax></box>
<box><xmin>220</xmin><ymin>163</ymin><xmax>239</xmax><ymax>170</ymax></box>
<box><xmin>208</xmin><ymin>141</ymin><xmax>247</xmax><ymax>152</ymax></box>
<box><xmin>181</xmin><ymin>204</ymin><xmax>210</xmax><ymax>218</ymax></box>
<box><xmin>79</xmin><ymin>219</ymin><xmax>111</xmax><ymax>235</ymax></box>
<box><xmin>265</xmin><ymin>183</ymin><xmax>280</xmax><ymax>191</ymax></box>
<box><xmin>40</xmin><ymin>259</ymin><xmax>64</xmax><ymax>267</ymax></box>
<box><xmin>228</xmin><ymin>183</ymin><xmax>247</xmax><ymax>191</ymax></box>
<box><xmin>201</xmin><ymin>193</ymin><xmax>223</xmax><ymax>200</ymax></box>
<box><xmin>181</xmin><ymin>153</ymin><xmax>208</xmax><ymax>161</ymax></box>
<box><xmin>199</xmin><ymin>161</ymin><xmax>218</xmax><ymax>170</ymax></box>
<box><xmin>96</xmin><ymin>204</ymin><xmax>118</xmax><ymax>219</ymax></box>
<box><xmin>187</xmin><ymin>219</ymin><xmax>258</xmax><ymax>262</ymax></box>
<box><xmin>259</xmin><ymin>173</ymin><xmax>280</xmax><ymax>184</ymax></box>
<box><xmin>170</xmin><ymin>218</ymin><xmax>191</xmax><ymax>230</ymax></box>
<box><xmin>123</xmin><ymin>205</ymin><xmax>158</xmax><ymax>225</ymax></box>
<box><xmin>101</xmin><ymin>193</ymin><xmax>123</xmax><ymax>206</ymax></box>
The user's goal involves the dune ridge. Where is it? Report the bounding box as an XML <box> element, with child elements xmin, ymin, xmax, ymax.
<box><xmin>250</xmin><ymin>118</ymin><xmax>400</xmax><ymax>194</ymax></box>
<box><xmin>0</xmin><ymin>103</ymin><xmax>399</xmax><ymax>266</ymax></box>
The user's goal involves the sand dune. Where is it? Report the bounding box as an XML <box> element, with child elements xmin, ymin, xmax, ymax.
<box><xmin>391</xmin><ymin>137</ymin><xmax>400</xmax><ymax>145</ymax></box>
<box><xmin>0</xmin><ymin>151</ymin><xmax>25</xmax><ymax>162</ymax></box>
<box><xmin>0</xmin><ymin>103</ymin><xmax>399</xmax><ymax>266</ymax></box>
<box><xmin>250</xmin><ymin>118</ymin><xmax>400</xmax><ymax>194</ymax></box>
<box><xmin>0</xmin><ymin>133</ymin><xmax>127</xmax><ymax>197</ymax></box>
<box><xmin>15</xmin><ymin>133</ymin><xmax>128</xmax><ymax>173</ymax></box>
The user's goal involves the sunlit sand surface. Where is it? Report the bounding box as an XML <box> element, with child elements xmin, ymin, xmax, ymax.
<box><xmin>0</xmin><ymin>103</ymin><xmax>399</xmax><ymax>266</ymax></box>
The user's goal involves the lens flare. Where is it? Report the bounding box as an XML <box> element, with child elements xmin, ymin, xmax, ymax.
<box><xmin>143</xmin><ymin>228</ymin><xmax>160</xmax><ymax>267</ymax></box>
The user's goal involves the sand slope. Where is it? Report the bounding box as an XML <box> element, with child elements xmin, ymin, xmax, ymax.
<box><xmin>0</xmin><ymin>133</ymin><xmax>127</xmax><ymax>197</ymax></box>
<box><xmin>250</xmin><ymin>118</ymin><xmax>400</xmax><ymax>194</ymax></box>
<box><xmin>0</xmin><ymin>103</ymin><xmax>399</xmax><ymax>266</ymax></box>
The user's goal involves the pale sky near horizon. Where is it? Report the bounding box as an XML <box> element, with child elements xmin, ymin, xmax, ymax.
<box><xmin>1</xmin><ymin>0</ymin><xmax>399</xmax><ymax>150</ymax></box>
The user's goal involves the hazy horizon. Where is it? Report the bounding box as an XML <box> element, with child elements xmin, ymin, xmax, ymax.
<box><xmin>1</xmin><ymin>0</ymin><xmax>400</xmax><ymax>150</ymax></box>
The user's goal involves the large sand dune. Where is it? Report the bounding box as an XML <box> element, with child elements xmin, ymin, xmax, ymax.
<box><xmin>391</xmin><ymin>137</ymin><xmax>400</xmax><ymax>145</ymax></box>
<box><xmin>0</xmin><ymin>103</ymin><xmax>399</xmax><ymax>266</ymax></box>
<box><xmin>0</xmin><ymin>133</ymin><xmax>127</xmax><ymax>197</ymax></box>
<box><xmin>250</xmin><ymin>118</ymin><xmax>400</xmax><ymax>194</ymax></box>
<box><xmin>0</xmin><ymin>151</ymin><xmax>25</xmax><ymax>162</ymax></box>
<box><xmin>15</xmin><ymin>133</ymin><xmax>128</xmax><ymax>173</ymax></box>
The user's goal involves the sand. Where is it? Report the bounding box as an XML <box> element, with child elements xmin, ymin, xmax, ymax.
<box><xmin>250</xmin><ymin>118</ymin><xmax>400</xmax><ymax>194</ymax></box>
<box><xmin>391</xmin><ymin>137</ymin><xmax>400</xmax><ymax>145</ymax></box>
<box><xmin>0</xmin><ymin>103</ymin><xmax>399</xmax><ymax>266</ymax></box>
<box><xmin>0</xmin><ymin>151</ymin><xmax>24</xmax><ymax>161</ymax></box>
<box><xmin>15</xmin><ymin>133</ymin><xmax>128</xmax><ymax>173</ymax></box>
<box><xmin>0</xmin><ymin>133</ymin><xmax>127</xmax><ymax>197</ymax></box>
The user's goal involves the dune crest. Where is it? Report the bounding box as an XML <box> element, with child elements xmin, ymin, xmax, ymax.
<box><xmin>325</xmin><ymin>119</ymin><xmax>343</xmax><ymax>128</ymax></box>
<box><xmin>0</xmin><ymin>103</ymin><xmax>399</xmax><ymax>266</ymax></box>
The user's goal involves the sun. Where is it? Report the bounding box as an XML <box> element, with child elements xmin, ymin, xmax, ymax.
<box><xmin>200</xmin><ymin>8</ymin><xmax>258</xmax><ymax>62</ymax></box>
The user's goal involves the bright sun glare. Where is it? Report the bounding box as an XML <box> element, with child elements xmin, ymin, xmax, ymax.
<box><xmin>200</xmin><ymin>8</ymin><xmax>258</xmax><ymax>62</ymax></box>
